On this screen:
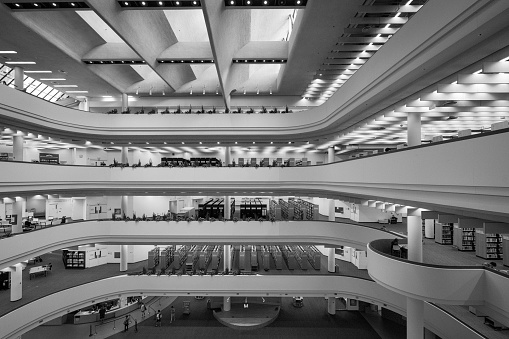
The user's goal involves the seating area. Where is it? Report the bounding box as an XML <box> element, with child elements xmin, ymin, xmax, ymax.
<box><xmin>104</xmin><ymin>105</ymin><xmax>297</xmax><ymax>115</ymax></box>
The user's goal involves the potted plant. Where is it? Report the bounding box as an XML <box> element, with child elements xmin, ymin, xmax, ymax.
<box><xmin>232</xmin><ymin>217</ymin><xmax>239</xmax><ymax>222</ymax></box>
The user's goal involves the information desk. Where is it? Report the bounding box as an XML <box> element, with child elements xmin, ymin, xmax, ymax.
<box><xmin>74</xmin><ymin>297</ymin><xmax>146</xmax><ymax>324</ymax></box>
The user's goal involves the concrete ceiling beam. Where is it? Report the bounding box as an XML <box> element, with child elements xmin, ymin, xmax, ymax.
<box><xmin>85</xmin><ymin>0</ymin><xmax>195</xmax><ymax>92</ymax></box>
<box><xmin>202</xmin><ymin>0</ymin><xmax>251</xmax><ymax>108</ymax></box>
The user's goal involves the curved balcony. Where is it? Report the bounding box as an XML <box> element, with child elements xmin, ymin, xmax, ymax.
<box><xmin>0</xmin><ymin>220</ymin><xmax>395</xmax><ymax>270</ymax></box>
<box><xmin>2</xmin><ymin>129</ymin><xmax>508</xmax><ymax>222</ymax></box>
<box><xmin>0</xmin><ymin>274</ymin><xmax>405</xmax><ymax>339</ymax></box>
<box><xmin>367</xmin><ymin>239</ymin><xmax>509</xmax><ymax>324</ymax></box>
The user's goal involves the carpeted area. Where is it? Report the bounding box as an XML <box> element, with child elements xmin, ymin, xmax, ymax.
<box><xmin>110</xmin><ymin>296</ymin><xmax>401</xmax><ymax>339</ymax></box>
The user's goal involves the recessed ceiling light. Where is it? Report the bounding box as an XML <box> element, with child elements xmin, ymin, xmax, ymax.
<box><xmin>34</xmin><ymin>3</ymin><xmax>39</xmax><ymax>7</ymax></box>
<box><xmin>141</xmin><ymin>1</ymin><xmax>146</xmax><ymax>5</ymax></box>
<box><xmin>124</xmin><ymin>1</ymin><xmax>128</xmax><ymax>5</ymax></box>
<box><xmin>199</xmin><ymin>142</ymin><xmax>202</xmax><ymax>144</ymax></box>
<box><xmin>5</xmin><ymin>61</ymin><xmax>36</xmax><ymax>65</ymax></box>
<box><xmin>40</xmin><ymin>78</ymin><xmax>66</xmax><ymax>81</ymax></box>
<box><xmin>65</xmin><ymin>91</ymin><xmax>88</xmax><ymax>93</ymax></box>
<box><xmin>159</xmin><ymin>1</ymin><xmax>163</xmax><ymax>4</ymax></box>
<box><xmin>24</xmin><ymin>70</ymin><xmax>52</xmax><ymax>74</ymax></box>
<box><xmin>181</xmin><ymin>142</ymin><xmax>185</xmax><ymax>144</ymax></box>
<box><xmin>175</xmin><ymin>1</ymin><xmax>180</xmax><ymax>5</ymax></box>
<box><xmin>0</xmin><ymin>51</ymin><xmax>17</xmax><ymax>54</ymax></box>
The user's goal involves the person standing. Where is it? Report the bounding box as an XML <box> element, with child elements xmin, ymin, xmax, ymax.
<box><xmin>99</xmin><ymin>306</ymin><xmax>106</xmax><ymax>324</ymax></box>
<box><xmin>155</xmin><ymin>310</ymin><xmax>162</xmax><ymax>327</ymax></box>
<box><xmin>170</xmin><ymin>306</ymin><xmax>176</xmax><ymax>323</ymax></box>
<box><xmin>123</xmin><ymin>315</ymin><xmax>129</xmax><ymax>332</ymax></box>
<box><xmin>140</xmin><ymin>302</ymin><xmax>146</xmax><ymax>318</ymax></box>
<box><xmin>134</xmin><ymin>319</ymin><xmax>138</xmax><ymax>333</ymax></box>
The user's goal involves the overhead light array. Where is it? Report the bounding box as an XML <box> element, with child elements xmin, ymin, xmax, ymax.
<box><xmin>233</xmin><ymin>59</ymin><xmax>287</xmax><ymax>64</ymax></box>
<box><xmin>158</xmin><ymin>59</ymin><xmax>214</xmax><ymax>64</ymax></box>
<box><xmin>225</xmin><ymin>0</ymin><xmax>306</xmax><ymax>8</ymax></box>
<box><xmin>4</xmin><ymin>2</ymin><xmax>89</xmax><ymax>10</ymax></box>
<box><xmin>303</xmin><ymin>0</ymin><xmax>424</xmax><ymax>100</ymax></box>
<box><xmin>118</xmin><ymin>1</ymin><xmax>201</xmax><ymax>8</ymax></box>
<box><xmin>83</xmin><ymin>60</ymin><xmax>146</xmax><ymax>65</ymax></box>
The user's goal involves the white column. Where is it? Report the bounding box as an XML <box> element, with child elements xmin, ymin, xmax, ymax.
<box><xmin>13</xmin><ymin>135</ymin><xmax>24</xmax><ymax>162</ymax></box>
<box><xmin>328</xmin><ymin>199</ymin><xmax>335</xmax><ymax>222</ymax></box>
<box><xmin>121</xmin><ymin>93</ymin><xmax>128</xmax><ymax>112</ymax></box>
<box><xmin>12</xmin><ymin>197</ymin><xmax>24</xmax><ymax>234</ymax></box>
<box><xmin>79</xmin><ymin>97</ymin><xmax>90</xmax><ymax>112</ymax></box>
<box><xmin>14</xmin><ymin>66</ymin><xmax>24</xmax><ymax>91</ymax></box>
<box><xmin>10</xmin><ymin>263</ymin><xmax>23</xmax><ymax>301</ymax></box>
<box><xmin>119</xmin><ymin>296</ymin><xmax>127</xmax><ymax>308</ymax></box>
<box><xmin>224</xmin><ymin>196</ymin><xmax>230</xmax><ymax>220</ymax></box>
<box><xmin>327</xmin><ymin>248</ymin><xmax>335</xmax><ymax>272</ymax></box>
<box><xmin>224</xmin><ymin>146</ymin><xmax>231</xmax><ymax>165</ymax></box>
<box><xmin>121</xmin><ymin>147</ymin><xmax>128</xmax><ymax>164</ymax></box>
<box><xmin>327</xmin><ymin>146</ymin><xmax>335</xmax><ymax>163</ymax></box>
<box><xmin>223</xmin><ymin>296</ymin><xmax>231</xmax><ymax>312</ymax></box>
<box><xmin>327</xmin><ymin>297</ymin><xmax>336</xmax><ymax>315</ymax></box>
<box><xmin>407</xmin><ymin>297</ymin><xmax>424</xmax><ymax>339</ymax></box>
<box><xmin>407</xmin><ymin>208</ymin><xmax>422</xmax><ymax>262</ymax></box>
<box><xmin>424</xmin><ymin>219</ymin><xmax>435</xmax><ymax>239</ymax></box>
<box><xmin>183</xmin><ymin>152</ymin><xmax>191</xmax><ymax>160</ymax></box>
<box><xmin>407</xmin><ymin>113</ymin><xmax>421</xmax><ymax>147</ymax></box>
<box><xmin>120</xmin><ymin>245</ymin><xmax>128</xmax><ymax>272</ymax></box>
<box><xmin>223</xmin><ymin>245</ymin><xmax>231</xmax><ymax>271</ymax></box>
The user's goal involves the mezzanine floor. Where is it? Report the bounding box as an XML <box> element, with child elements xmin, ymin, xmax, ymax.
<box><xmin>1</xmin><ymin>218</ymin><xmax>509</xmax><ymax>338</ymax></box>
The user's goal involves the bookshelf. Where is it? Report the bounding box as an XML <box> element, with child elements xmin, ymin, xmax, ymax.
<box><xmin>503</xmin><ymin>236</ymin><xmax>509</xmax><ymax>267</ymax></box>
<box><xmin>148</xmin><ymin>247</ymin><xmax>160</xmax><ymax>268</ymax></box>
<box><xmin>279</xmin><ymin>199</ymin><xmax>294</xmax><ymax>220</ymax></box>
<box><xmin>435</xmin><ymin>223</ymin><xmax>453</xmax><ymax>245</ymax></box>
<box><xmin>294</xmin><ymin>199</ymin><xmax>319</xmax><ymax>220</ymax></box>
<box><xmin>453</xmin><ymin>226</ymin><xmax>476</xmax><ymax>251</ymax></box>
<box><xmin>62</xmin><ymin>250</ymin><xmax>86</xmax><ymax>269</ymax></box>
<box><xmin>475</xmin><ymin>231</ymin><xmax>503</xmax><ymax>259</ymax></box>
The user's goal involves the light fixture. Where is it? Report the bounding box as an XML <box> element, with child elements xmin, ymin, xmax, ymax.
<box><xmin>230</xmin><ymin>0</ymin><xmax>235</xmax><ymax>4</ymax></box>
<box><xmin>246</xmin><ymin>0</ymin><xmax>251</xmax><ymax>3</ymax></box>
<box><xmin>190</xmin><ymin>86</ymin><xmax>193</xmax><ymax>95</ymax></box>
<box><xmin>182</xmin><ymin>142</ymin><xmax>185</xmax><ymax>144</ymax></box>
<box><xmin>65</xmin><ymin>90</ymin><xmax>88</xmax><ymax>93</ymax></box>
<box><xmin>159</xmin><ymin>1</ymin><xmax>163</xmax><ymax>5</ymax></box>
<box><xmin>243</xmin><ymin>87</ymin><xmax>246</xmax><ymax>95</ymax></box>
<box><xmin>203</xmin><ymin>85</ymin><xmax>206</xmax><ymax>95</ymax></box>
<box><xmin>235</xmin><ymin>141</ymin><xmax>238</xmax><ymax>144</ymax></box>
<box><xmin>162</xmin><ymin>89</ymin><xmax>165</xmax><ymax>96</ymax></box>
<box><xmin>34</xmin><ymin>3</ymin><xmax>39</xmax><ymax>7</ymax></box>
<box><xmin>136</xmin><ymin>87</ymin><xmax>139</xmax><ymax>95</ymax></box>
<box><xmin>175</xmin><ymin>1</ymin><xmax>180</xmax><ymax>5</ymax></box>
<box><xmin>270</xmin><ymin>141</ymin><xmax>273</xmax><ymax>144</ymax></box>
<box><xmin>24</xmin><ymin>70</ymin><xmax>52</xmax><ymax>74</ymax></box>
<box><xmin>269</xmin><ymin>88</ymin><xmax>272</xmax><ymax>95</ymax></box>
<box><xmin>52</xmin><ymin>2</ymin><xmax>56</xmax><ymax>6</ymax></box>
<box><xmin>217</xmin><ymin>142</ymin><xmax>220</xmax><ymax>144</ymax></box>
<box><xmin>40</xmin><ymin>78</ymin><xmax>65</xmax><ymax>81</ymax></box>
<box><xmin>256</xmin><ymin>86</ymin><xmax>259</xmax><ymax>95</ymax></box>
<box><xmin>141</xmin><ymin>1</ymin><xmax>146</xmax><ymax>5</ymax></box>
<box><xmin>149</xmin><ymin>87</ymin><xmax>152</xmax><ymax>96</ymax></box>
<box><xmin>263</xmin><ymin>0</ymin><xmax>268</xmax><ymax>4</ymax></box>
<box><xmin>252</xmin><ymin>142</ymin><xmax>255</xmax><ymax>144</ymax></box>
<box><xmin>216</xmin><ymin>85</ymin><xmax>219</xmax><ymax>95</ymax></box>
<box><xmin>199</xmin><ymin>142</ymin><xmax>202</xmax><ymax>144</ymax></box>
<box><xmin>124</xmin><ymin>2</ymin><xmax>128</xmax><ymax>5</ymax></box>
<box><xmin>0</xmin><ymin>51</ymin><xmax>17</xmax><ymax>54</ymax></box>
<box><xmin>53</xmin><ymin>85</ymin><xmax>78</xmax><ymax>88</ymax></box>
<box><xmin>5</xmin><ymin>61</ymin><xmax>36</xmax><ymax>65</ymax></box>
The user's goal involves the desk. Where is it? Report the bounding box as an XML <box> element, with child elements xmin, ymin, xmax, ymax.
<box><xmin>400</xmin><ymin>245</ymin><xmax>408</xmax><ymax>259</ymax></box>
<box><xmin>29</xmin><ymin>266</ymin><xmax>49</xmax><ymax>279</ymax></box>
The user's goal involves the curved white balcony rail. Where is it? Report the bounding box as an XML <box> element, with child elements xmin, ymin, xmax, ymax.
<box><xmin>1</xmin><ymin>129</ymin><xmax>508</xmax><ymax>222</ymax></box>
<box><xmin>0</xmin><ymin>220</ymin><xmax>395</xmax><ymax>270</ymax></box>
<box><xmin>0</xmin><ymin>1</ymin><xmax>507</xmax><ymax>142</ymax></box>
<box><xmin>0</xmin><ymin>274</ymin><xmax>486</xmax><ymax>339</ymax></box>
<box><xmin>368</xmin><ymin>239</ymin><xmax>509</xmax><ymax>326</ymax></box>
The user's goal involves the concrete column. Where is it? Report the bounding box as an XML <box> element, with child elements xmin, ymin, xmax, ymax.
<box><xmin>121</xmin><ymin>93</ymin><xmax>128</xmax><ymax>112</ymax></box>
<box><xmin>79</xmin><ymin>97</ymin><xmax>89</xmax><ymax>112</ymax></box>
<box><xmin>121</xmin><ymin>147</ymin><xmax>128</xmax><ymax>164</ymax></box>
<box><xmin>407</xmin><ymin>113</ymin><xmax>421</xmax><ymax>147</ymax></box>
<box><xmin>407</xmin><ymin>208</ymin><xmax>422</xmax><ymax>262</ymax></box>
<box><xmin>224</xmin><ymin>196</ymin><xmax>230</xmax><ymax>220</ymax></box>
<box><xmin>328</xmin><ymin>199</ymin><xmax>335</xmax><ymax>222</ymax></box>
<box><xmin>327</xmin><ymin>146</ymin><xmax>335</xmax><ymax>163</ymax></box>
<box><xmin>10</xmin><ymin>263</ymin><xmax>23</xmax><ymax>302</ymax></box>
<box><xmin>223</xmin><ymin>296</ymin><xmax>231</xmax><ymax>312</ymax></box>
<box><xmin>327</xmin><ymin>297</ymin><xmax>336</xmax><ymax>315</ymax></box>
<box><xmin>119</xmin><ymin>296</ymin><xmax>127</xmax><ymax>308</ymax></box>
<box><xmin>12</xmin><ymin>135</ymin><xmax>24</xmax><ymax>162</ymax></box>
<box><xmin>327</xmin><ymin>248</ymin><xmax>335</xmax><ymax>272</ymax></box>
<box><xmin>424</xmin><ymin>219</ymin><xmax>435</xmax><ymax>239</ymax></box>
<box><xmin>12</xmin><ymin>197</ymin><xmax>24</xmax><ymax>234</ymax></box>
<box><xmin>224</xmin><ymin>146</ymin><xmax>231</xmax><ymax>165</ymax></box>
<box><xmin>407</xmin><ymin>297</ymin><xmax>424</xmax><ymax>339</ymax></box>
<box><xmin>120</xmin><ymin>245</ymin><xmax>128</xmax><ymax>272</ymax></box>
<box><xmin>223</xmin><ymin>245</ymin><xmax>231</xmax><ymax>271</ymax></box>
<box><xmin>14</xmin><ymin>66</ymin><xmax>24</xmax><ymax>91</ymax></box>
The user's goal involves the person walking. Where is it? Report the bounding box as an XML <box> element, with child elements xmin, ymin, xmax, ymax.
<box><xmin>123</xmin><ymin>315</ymin><xmax>129</xmax><ymax>332</ymax></box>
<box><xmin>134</xmin><ymin>319</ymin><xmax>138</xmax><ymax>333</ymax></box>
<box><xmin>99</xmin><ymin>306</ymin><xmax>106</xmax><ymax>324</ymax></box>
<box><xmin>155</xmin><ymin>310</ymin><xmax>162</xmax><ymax>327</ymax></box>
<box><xmin>170</xmin><ymin>306</ymin><xmax>176</xmax><ymax>323</ymax></box>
